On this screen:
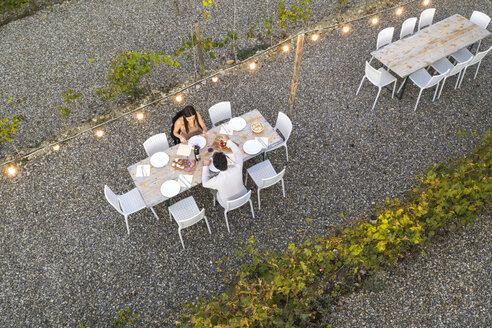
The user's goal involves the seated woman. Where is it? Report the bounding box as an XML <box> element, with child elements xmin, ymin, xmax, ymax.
<box><xmin>172</xmin><ymin>105</ymin><xmax>208</xmax><ymax>144</ymax></box>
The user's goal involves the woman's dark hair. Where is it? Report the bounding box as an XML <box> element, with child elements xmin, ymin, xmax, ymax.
<box><xmin>213</xmin><ymin>152</ymin><xmax>228</xmax><ymax>171</ymax></box>
<box><xmin>182</xmin><ymin>105</ymin><xmax>202</xmax><ymax>133</ymax></box>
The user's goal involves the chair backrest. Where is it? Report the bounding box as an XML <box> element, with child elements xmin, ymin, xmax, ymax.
<box><xmin>225</xmin><ymin>190</ymin><xmax>252</xmax><ymax>211</ymax></box>
<box><xmin>170</xmin><ymin>110</ymin><xmax>184</xmax><ymax>144</ymax></box>
<box><xmin>177</xmin><ymin>208</ymin><xmax>206</xmax><ymax>229</ymax></box>
<box><xmin>365</xmin><ymin>61</ymin><xmax>382</xmax><ymax>85</ymax></box>
<box><xmin>470</xmin><ymin>45</ymin><xmax>492</xmax><ymax>65</ymax></box>
<box><xmin>400</xmin><ymin>17</ymin><xmax>417</xmax><ymax>39</ymax></box>
<box><xmin>208</xmin><ymin>101</ymin><xmax>232</xmax><ymax>126</ymax></box>
<box><xmin>450</xmin><ymin>57</ymin><xmax>473</xmax><ymax>75</ymax></box>
<box><xmin>275</xmin><ymin>111</ymin><xmax>292</xmax><ymax>142</ymax></box>
<box><xmin>143</xmin><ymin>133</ymin><xmax>169</xmax><ymax>157</ymax></box>
<box><xmin>104</xmin><ymin>185</ymin><xmax>123</xmax><ymax>214</ymax></box>
<box><xmin>425</xmin><ymin>69</ymin><xmax>450</xmax><ymax>88</ymax></box>
<box><xmin>376</xmin><ymin>27</ymin><xmax>394</xmax><ymax>49</ymax></box>
<box><xmin>418</xmin><ymin>8</ymin><xmax>436</xmax><ymax>30</ymax></box>
<box><xmin>470</xmin><ymin>10</ymin><xmax>490</xmax><ymax>29</ymax></box>
<box><xmin>261</xmin><ymin>168</ymin><xmax>286</xmax><ymax>189</ymax></box>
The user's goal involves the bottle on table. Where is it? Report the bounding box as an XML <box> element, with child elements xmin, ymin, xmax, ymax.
<box><xmin>194</xmin><ymin>145</ymin><xmax>201</xmax><ymax>161</ymax></box>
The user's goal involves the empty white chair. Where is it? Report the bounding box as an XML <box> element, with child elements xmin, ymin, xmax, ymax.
<box><xmin>369</xmin><ymin>27</ymin><xmax>395</xmax><ymax>63</ymax></box>
<box><xmin>400</xmin><ymin>17</ymin><xmax>417</xmax><ymax>39</ymax></box>
<box><xmin>403</xmin><ymin>68</ymin><xmax>449</xmax><ymax>111</ymax></box>
<box><xmin>264</xmin><ymin>111</ymin><xmax>292</xmax><ymax>161</ymax></box>
<box><xmin>457</xmin><ymin>45</ymin><xmax>492</xmax><ymax>87</ymax></box>
<box><xmin>418</xmin><ymin>8</ymin><xmax>436</xmax><ymax>31</ymax></box>
<box><xmin>246</xmin><ymin>160</ymin><xmax>286</xmax><ymax>210</ymax></box>
<box><xmin>469</xmin><ymin>11</ymin><xmax>490</xmax><ymax>53</ymax></box>
<box><xmin>356</xmin><ymin>61</ymin><xmax>397</xmax><ymax>110</ymax></box>
<box><xmin>143</xmin><ymin>133</ymin><xmax>169</xmax><ymax>157</ymax></box>
<box><xmin>168</xmin><ymin>196</ymin><xmax>211</xmax><ymax>249</ymax></box>
<box><xmin>104</xmin><ymin>185</ymin><xmax>159</xmax><ymax>235</ymax></box>
<box><xmin>208</xmin><ymin>101</ymin><xmax>232</xmax><ymax>126</ymax></box>
<box><xmin>213</xmin><ymin>190</ymin><xmax>255</xmax><ymax>233</ymax></box>
<box><xmin>431</xmin><ymin>57</ymin><xmax>472</xmax><ymax>94</ymax></box>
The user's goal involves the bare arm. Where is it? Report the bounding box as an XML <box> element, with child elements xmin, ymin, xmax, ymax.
<box><xmin>227</xmin><ymin>139</ymin><xmax>244</xmax><ymax>166</ymax></box>
<box><xmin>173</xmin><ymin>118</ymin><xmax>187</xmax><ymax>143</ymax></box>
<box><xmin>197</xmin><ymin>112</ymin><xmax>208</xmax><ymax>133</ymax></box>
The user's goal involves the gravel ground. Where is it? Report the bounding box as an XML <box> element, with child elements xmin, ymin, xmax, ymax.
<box><xmin>330</xmin><ymin>213</ymin><xmax>492</xmax><ymax>328</ymax></box>
<box><xmin>0</xmin><ymin>0</ymin><xmax>491</xmax><ymax>326</ymax></box>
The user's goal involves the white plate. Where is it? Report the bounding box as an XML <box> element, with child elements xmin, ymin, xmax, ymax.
<box><xmin>150</xmin><ymin>152</ymin><xmax>169</xmax><ymax>168</ymax></box>
<box><xmin>243</xmin><ymin>139</ymin><xmax>263</xmax><ymax>155</ymax></box>
<box><xmin>228</xmin><ymin>117</ymin><xmax>247</xmax><ymax>131</ymax></box>
<box><xmin>188</xmin><ymin>135</ymin><xmax>206</xmax><ymax>149</ymax></box>
<box><xmin>160</xmin><ymin>180</ymin><xmax>181</xmax><ymax>198</ymax></box>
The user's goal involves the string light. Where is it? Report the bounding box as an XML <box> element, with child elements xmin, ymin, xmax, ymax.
<box><xmin>136</xmin><ymin>112</ymin><xmax>144</xmax><ymax>120</ymax></box>
<box><xmin>342</xmin><ymin>25</ymin><xmax>350</xmax><ymax>33</ymax></box>
<box><xmin>95</xmin><ymin>130</ymin><xmax>104</xmax><ymax>138</ymax></box>
<box><xmin>371</xmin><ymin>16</ymin><xmax>379</xmax><ymax>25</ymax></box>
<box><xmin>211</xmin><ymin>76</ymin><xmax>219</xmax><ymax>83</ymax></box>
<box><xmin>175</xmin><ymin>94</ymin><xmax>183</xmax><ymax>103</ymax></box>
<box><xmin>396</xmin><ymin>7</ymin><xmax>403</xmax><ymax>16</ymax></box>
<box><xmin>7</xmin><ymin>166</ymin><xmax>16</xmax><ymax>176</ymax></box>
<box><xmin>52</xmin><ymin>144</ymin><xmax>60</xmax><ymax>151</ymax></box>
<box><xmin>249</xmin><ymin>61</ymin><xmax>257</xmax><ymax>70</ymax></box>
<box><xmin>282</xmin><ymin>44</ymin><xmax>289</xmax><ymax>52</ymax></box>
<box><xmin>422</xmin><ymin>0</ymin><xmax>430</xmax><ymax>6</ymax></box>
<box><xmin>311</xmin><ymin>33</ymin><xmax>319</xmax><ymax>41</ymax></box>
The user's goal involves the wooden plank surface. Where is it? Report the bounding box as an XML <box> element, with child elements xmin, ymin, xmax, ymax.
<box><xmin>128</xmin><ymin>109</ymin><xmax>283</xmax><ymax>207</ymax></box>
<box><xmin>371</xmin><ymin>14</ymin><xmax>491</xmax><ymax>78</ymax></box>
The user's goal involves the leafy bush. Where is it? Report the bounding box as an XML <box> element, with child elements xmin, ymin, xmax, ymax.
<box><xmin>237</xmin><ymin>43</ymin><xmax>270</xmax><ymax>61</ymax></box>
<box><xmin>57</xmin><ymin>89</ymin><xmax>81</xmax><ymax>120</ymax></box>
<box><xmin>0</xmin><ymin>0</ymin><xmax>29</xmax><ymax>13</ymax></box>
<box><xmin>0</xmin><ymin>114</ymin><xmax>21</xmax><ymax>144</ymax></box>
<box><xmin>94</xmin><ymin>51</ymin><xmax>179</xmax><ymax>100</ymax></box>
<box><xmin>277</xmin><ymin>0</ymin><xmax>312</xmax><ymax>29</ymax></box>
<box><xmin>178</xmin><ymin>133</ymin><xmax>492</xmax><ymax>327</ymax></box>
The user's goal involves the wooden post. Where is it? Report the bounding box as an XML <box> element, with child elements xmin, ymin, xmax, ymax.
<box><xmin>288</xmin><ymin>34</ymin><xmax>305</xmax><ymax>118</ymax></box>
<box><xmin>194</xmin><ymin>22</ymin><xmax>206</xmax><ymax>76</ymax></box>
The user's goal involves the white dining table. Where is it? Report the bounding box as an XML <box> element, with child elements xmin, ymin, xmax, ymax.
<box><xmin>127</xmin><ymin>109</ymin><xmax>283</xmax><ymax>207</ymax></box>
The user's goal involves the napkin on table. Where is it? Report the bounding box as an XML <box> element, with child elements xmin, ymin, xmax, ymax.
<box><xmin>177</xmin><ymin>143</ymin><xmax>192</xmax><ymax>156</ymax></box>
<box><xmin>255</xmin><ymin>137</ymin><xmax>269</xmax><ymax>149</ymax></box>
<box><xmin>226</xmin><ymin>152</ymin><xmax>236</xmax><ymax>164</ymax></box>
<box><xmin>219</xmin><ymin>124</ymin><xmax>233</xmax><ymax>136</ymax></box>
<box><xmin>177</xmin><ymin>174</ymin><xmax>193</xmax><ymax>188</ymax></box>
<box><xmin>136</xmin><ymin>165</ymin><xmax>150</xmax><ymax>177</ymax></box>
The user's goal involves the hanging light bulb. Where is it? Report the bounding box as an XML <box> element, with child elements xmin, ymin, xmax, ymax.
<box><xmin>136</xmin><ymin>112</ymin><xmax>144</xmax><ymax>120</ymax></box>
<box><xmin>95</xmin><ymin>130</ymin><xmax>104</xmax><ymax>138</ymax></box>
<box><xmin>249</xmin><ymin>61</ymin><xmax>257</xmax><ymax>70</ymax></box>
<box><xmin>342</xmin><ymin>25</ymin><xmax>350</xmax><ymax>33</ymax></box>
<box><xmin>422</xmin><ymin>0</ymin><xmax>430</xmax><ymax>6</ymax></box>
<box><xmin>395</xmin><ymin>8</ymin><xmax>403</xmax><ymax>16</ymax></box>
<box><xmin>311</xmin><ymin>33</ymin><xmax>319</xmax><ymax>41</ymax></box>
<box><xmin>282</xmin><ymin>44</ymin><xmax>289</xmax><ymax>52</ymax></box>
<box><xmin>52</xmin><ymin>144</ymin><xmax>60</xmax><ymax>151</ymax></box>
<box><xmin>371</xmin><ymin>16</ymin><xmax>379</xmax><ymax>25</ymax></box>
<box><xmin>211</xmin><ymin>76</ymin><xmax>219</xmax><ymax>83</ymax></box>
<box><xmin>175</xmin><ymin>94</ymin><xmax>183</xmax><ymax>103</ymax></box>
<box><xmin>7</xmin><ymin>166</ymin><xmax>17</xmax><ymax>176</ymax></box>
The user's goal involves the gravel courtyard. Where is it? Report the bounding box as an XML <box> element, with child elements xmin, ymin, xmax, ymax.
<box><xmin>1</xmin><ymin>0</ymin><xmax>491</xmax><ymax>326</ymax></box>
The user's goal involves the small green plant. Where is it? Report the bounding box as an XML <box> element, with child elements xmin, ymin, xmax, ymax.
<box><xmin>0</xmin><ymin>0</ymin><xmax>29</xmax><ymax>13</ymax></box>
<box><xmin>0</xmin><ymin>98</ymin><xmax>22</xmax><ymax>145</ymax></box>
<box><xmin>79</xmin><ymin>308</ymin><xmax>139</xmax><ymax>328</ymax></box>
<box><xmin>94</xmin><ymin>51</ymin><xmax>179</xmax><ymax>100</ymax></box>
<box><xmin>57</xmin><ymin>89</ymin><xmax>81</xmax><ymax>120</ymax></box>
<box><xmin>277</xmin><ymin>0</ymin><xmax>312</xmax><ymax>29</ymax></box>
<box><xmin>200</xmin><ymin>0</ymin><xmax>217</xmax><ymax>19</ymax></box>
<box><xmin>174</xmin><ymin>31</ymin><xmax>237</xmax><ymax>60</ymax></box>
<box><xmin>237</xmin><ymin>43</ymin><xmax>270</xmax><ymax>61</ymax></box>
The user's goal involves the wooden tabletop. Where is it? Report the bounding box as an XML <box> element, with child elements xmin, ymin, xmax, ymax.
<box><xmin>371</xmin><ymin>14</ymin><xmax>491</xmax><ymax>78</ymax></box>
<box><xmin>128</xmin><ymin>109</ymin><xmax>283</xmax><ymax>207</ymax></box>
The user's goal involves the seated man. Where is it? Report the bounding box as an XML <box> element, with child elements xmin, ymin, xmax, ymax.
<box><xmin>202</xmin><ymin>135</ymin><xmax>246</xmax><ymax>208</ymax></box>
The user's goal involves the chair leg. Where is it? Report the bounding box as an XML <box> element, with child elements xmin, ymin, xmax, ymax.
<box><xmin>168</xmin><ymin>209</ymin><xmax>173</xmax><ymax>222</ymax></box>
<box><xmin>391</xmin><ymin>80</ymin><xmax>396</xmax><ymax>98</ymax></box>
<box><xmin>150</xmin><ymin>206</ymin><xmax>159</xmax><ymax>221</ymax></box>
<box><xmin>178</xmin><ymin>228</ymin><xmax>185</xmax><ymax>249</ymax></box>
<box><xmin>249</xmin><ymin>200</ymin><xmax>255</xmax><ymax>219</ymax></box>
<box><xmin>245</xmin><ymin>173</ymin><xmax>249</xmax><ymax>185</ymax></box>
<box><xmin>281</xmin><ymin>178</ymin><xmax>286</xmax><ymax>197</ymax></box>
<box><xmin>224</xmin><ymin>210</ymin><xmax>231</xmax><ymax>233</ymax></box>
<box><xmin>212</xmin><ymin>191</ymin><xmax>216</xmax><ymax>207</ymax></box>
<box><xmin>124</xmin><ymin>215</ymin><xmax>130</xmax><ymax>235</ymax></box>
<box><xmin>204</xmin><ymin>216</ymin><xmax>212</xmax><ymax>234</ymax></box>
<box><xmin>414</xmin><ymin>89</ymin><xmax>423</xmax><ymax>111</ymax></box>
<box><xmin>368</xmin><ymin>56</ymin><xmax>374</xmax><ymax>64</ymax></box>
<box><xmin>474</xmin><ymin>61</ymin><xmax>482</xmax><ymax>79</ymax></box>
<box><xmin>284</xmin><ymin>145</ymin><xmax>289</xmax><ymax>162</ymax></box>
<box><xmin>458</xmin><ymin>67</ymin><xmax>468</xmax><ymax>88</ymax></box>
<box><xmin>433</xmin><ymin>81</ymin><xmax>440</xmax><ymax>101</ymax></box>
<box><xmin>356</xmin><ymin>76</ymin><xmax>366</xmax><ymax>95</ymax></box>
<box><xmin>257</xmin><ymin>188</ymin><xmax>261</xmax><ymax>210</ymax></box>
<box><xmin>475</xmin><ymin>40</ymin><xmax>481</xmax><ymax>54</ymax></box>
<box><xmin>372</xmin><ymin>87</ymin><xmax>382</xmax><ymax>110</ymax></box>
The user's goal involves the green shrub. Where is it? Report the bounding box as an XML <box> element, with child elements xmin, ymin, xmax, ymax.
<box><xmin>0</xmin><ymin>114</ymin><xmax>21</xmax><ymax>144</ymax></box>
<box><xmin>0</xmin><ymin>0</ymin><xmax>29</xmax><ymax>13</ymax></box>
<box><xmin>179</xmin><ymin>132</ymin><xmax>492</xmax><ymax>327</ymax></box>
<box><xmin>93</xmin><ymin>51</ymin><xmax>179</xmax><ymax>100</ymax></box>
<box><xmin>57</xmin><ymin>89</ymin><xmax>81</xmax><ymax>120</ymax></box>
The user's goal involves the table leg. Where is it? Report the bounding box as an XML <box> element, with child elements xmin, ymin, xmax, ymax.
<box><xmin>397</xmin><ymin>77</ymin><xmax>409</xmax><ymax>100</ymax></box>
<box><xmin>165</xmin><ymin>199</ymin><xmax>170</xmax><ymax>207</ymax></box>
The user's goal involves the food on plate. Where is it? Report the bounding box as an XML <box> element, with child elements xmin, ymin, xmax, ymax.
<box><xmin>172</xmin><ymin>158</ymin><xmax>196</xmax><ymax>171</ymax></box>
<box><xmin>252</xmin><ymin>122</ymin><xmax>264</xmax><ymax>133</ymax></box>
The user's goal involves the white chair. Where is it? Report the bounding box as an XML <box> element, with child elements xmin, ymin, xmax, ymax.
<box><xmin>208</xmin><ymin>101</ymin><xmax>232</xmax><ymax>126</ymax></box>
<box><xmin>400</xmin><ymin>17</ymin><xmax>417</xmax><ymax>39</ymax></box>
<box><xmin>356</xmin><ymin>61</ymin><xmax>397</xmax><ymax>110</ymax></box>
<box><xmin>469</xmin><ymin>11</ymin><xmax>490</xmax><ymax>53</ymax></box>
<box><xmin>104</xmin><ymin>185</ymin><xmax>159</xmax><ymax>235</ymax></box>
<box><xmin>168</xmin><ymin>196</ymin><xmax>211</xmax><ymax>249</ymax></box>
<box><xmin>264</xmin><ymin>111</ymin><xmax>292</xmax><ymax>161</ymax></box>
<box><xmin>246</xmin><ymin>160</ymin><xmax>286</xmax><ymax>210</ymax></box>
<box><xmin>369</xmin><ymin>27</ymin><xmax>394</xmax><ymax>63</ymax></box>
<box><xmin>213</xmin><ymin>190</ymin><xmax>255</xmax><ymax>233</ymax></box>
<box><xmin>431</xmin><ymin>57</ymin><xmax>472</xmax><ymax>94</ymax></box>
<box><xmin>418</xmin><ymin>8</ymin><xmax>436</xmax><ymax>31</ymax></box>
<box><xmin>403</xmin><ymin>68</ymin><xmax>450</xmax><ymax>111</ymax></box>
<box><xmin>143</xmin><ymin>133</ymin><xmax>169</xmax><ymax>157</ymax></box>
<box><xmin>457</xmin><ymin>45</ymin><xmax>492</xmax><ymax>87</ymax></box>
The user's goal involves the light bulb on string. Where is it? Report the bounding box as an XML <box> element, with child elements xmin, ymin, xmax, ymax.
<box><xmin>396</xmin><ymin>8</ymin><xmax>403</xmax><ymax>16</ymax></box>
<box><xmin>211</xmin><ymin>76</ymin><xmax>219</xmax><ymax>83</ymax></box>
<box><xmin>311</xmin><ymin>33</ymin><xmax>319</xmax><ymax>41</ymax></box>
<box><xmin>342</xmin><ymin>25</ymin><xmax>350</xmax><ymax>33</ymax></box>
<box><xmin>422</xmin><ymin>0</ymin><xmax>430</xmax><ymax>6</ymax></box>
<box><xmin>282</xmin><ymin>44</ymin><xmax>289</xmax><ymax>52</ymax></box>
<box><xmin>175</xmin><ymin>94</ymin><xmax>183</xmax><ymax>103</ymax></box>
<box><xmin>52</xmin><ymin>144</ymin><xmax>60</xmax><ymax>151</ymax></box>
<box><xmin>249</xmin><ymin>61</ymin><xmax>257</xmax><ymax>70</ymax></box>
<box><xmin>7</xmin><ymin>166</ymin><xmax>17</xmax><ymax>176</ymax></box>
<box><xmin>136</xmin><ymin>112</ymin><xmax>144</xmax><ymax>120</ymax></box>
<box><xmin>371</xmin><ymin>16</ymin><xmax>379</xmax><ymax>25</ymax></box>
<box><xmin>96</xmin><ymin>130</ymin><xmax>104</xmax><ymax>138</ymax></box>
